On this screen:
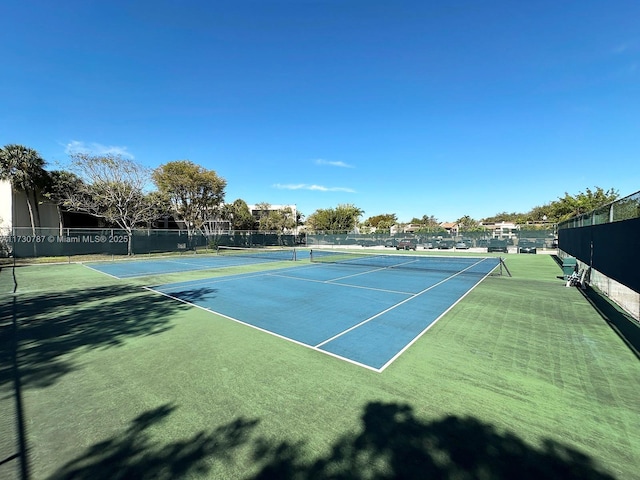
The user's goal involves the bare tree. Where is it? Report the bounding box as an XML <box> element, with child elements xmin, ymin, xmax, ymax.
<box><xmin>65</xmin><ymin>153</ymin><xmax>168</xmax><ymax>255</ymax></box>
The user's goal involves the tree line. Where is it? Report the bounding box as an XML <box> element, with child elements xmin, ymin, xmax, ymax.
<box><xmin>333</xmin><ymin>187</ymin><xmax>619</xmax><ymax>235</ymax></box>
<box><xmin>1</xmin><ymin>144</ymin><xmax>620</xmax><ymax>249</ymax></box>
<box><xmin>0</xmin><ymin>145</ymin><xmax>298</xmax><ymax>254</ymax></box>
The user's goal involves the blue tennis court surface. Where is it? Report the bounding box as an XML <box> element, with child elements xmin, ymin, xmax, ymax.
<box><xmin>84</xmin><ymin>250</ymin><xmax>295</xmax><ymax>278</ymax></box>
<box><xmin>148</xmin><ymin>255</ymin><xmax>501</xmax><ymax>371</ymax></box>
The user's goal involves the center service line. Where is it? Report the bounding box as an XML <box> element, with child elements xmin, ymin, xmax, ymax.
<box><xmin>314</xmin><ymin>259</ymin><xmax>487</xmax><ymax>349</ymax></box>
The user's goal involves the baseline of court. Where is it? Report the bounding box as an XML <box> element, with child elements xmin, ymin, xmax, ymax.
<box><xmin>149</xmin><ymin>260</ymin><xmax>498</xmax><ymax>371</ymax></box>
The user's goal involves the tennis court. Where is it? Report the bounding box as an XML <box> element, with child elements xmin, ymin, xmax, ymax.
<box><xmin>3</xmin><ymin>252</ymin><xmax>639</xmax><ymax>479</ymax></box>
<box><xmin>84</xmin><ymin>247</ymin><xmax>296</xmax><ymax>278</ymax></box>
<box><xmin>149</xmin><ymin>251</ymin><xmax>501</xmax><ymax>371</ymax></box>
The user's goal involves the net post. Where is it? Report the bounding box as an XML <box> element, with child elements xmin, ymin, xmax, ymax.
<box><xmin>499</xmin><ymin>257</ymin><xmax>512</xmax><ymax>277</ymax></box>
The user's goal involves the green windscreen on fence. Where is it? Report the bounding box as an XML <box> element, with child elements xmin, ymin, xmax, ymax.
<box><xmin>306</xmin><ymin>230</ymin><xmax>555</xmax><ymax>249</ymax></box>
<box><xmin>558</xmin><ymin>217</ymin><xmax>640</xmax><ymax>293</ymax></box>
<box><xmin>3</xmin><ymin>228</ymin><xmax>300</xmax><ymax>259</ymax></box>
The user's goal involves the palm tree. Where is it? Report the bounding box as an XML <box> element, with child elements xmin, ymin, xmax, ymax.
<box><xmin>0</xmin><ymin>144</ymin><xmax>47</xmax><ymax>239</ymax></box>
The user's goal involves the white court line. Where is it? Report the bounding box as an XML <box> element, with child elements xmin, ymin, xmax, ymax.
<box><xmin>321</xmin><ymin>258</ymin><xmax>422</xmax><ymax>282</ymax></box>
<box><xmin>378</xmin><ymin>259</ymin><xmax>498</xmax><ymax>372</ymax></box>
<box><xmin>155</xmin><ymin>264</ymin><xmax>414</xmax><ymax>296</ymax></box>
<box><xmin>150</xmin><ymin>263</ymin><xmax>314</xmax><ymax>291</ymax></box>
<box><xmin>89</xmin><ymin>257</ymin><xmax>292</xmax><ymax>279</ymax></box>
<box><xmin>144</xmin><ymin>286</ymin><xmax>383</xmax><ymax>373</ymax></box>
<box><xmin>146</xmin><ymin>256</ymin><xmax>498</xmax><ymax>372</ymax></box>
<box><xmin>328</xmin><ymin>264</ymin><xmax>399</xmax><ymax>281</ymax></box>
<box><xmin>81</xmin><ymin>263</ymin><xmax>121</xmax><ymax>279</ymax></box>
<box><xmin>314</xmin><ymin>258</ymin><xmax>489</xmax><ymax>349</ymax></box>
<box><xmin>84</xmin><ymin>260</ymin><xmax>223</xmax><ymax>279</ymax></box>
<box><xmin>117</xmin><ymin>264</ymin><xmax>224</xmax><ymax>279</ymax></box>
<box><xmin>267</xmin><ymin>271</ymin><xmax>416</xmax><ymax>296</ymax></box>
<box><xmin>153</xmin><ymin>270</ymin><xmax>284</xmax><ymax>292</ymax></box>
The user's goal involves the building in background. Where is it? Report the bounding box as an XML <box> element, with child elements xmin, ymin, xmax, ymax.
<box><xmin>479</xmin><ymin>221</ymin><xmax>519</xmax><ymax>239</ymax></box>
<box><xmin>0</xmin><ymin>179</ymin><xmax>59</xmax><ymax>232</ymax></box>
<box><xmin>247</xmin><ymin>204</ymin><xmax>298</xmax><ymax>232</ymax></box>
<box><xmin>0</xmin><ymin>180</ymin><xmax>11</xmax><ymax>231</ymax></box>
<box><xmin>248</xmin><ymin>204</ymin><xmax>297</xmax><ymax>221</ymax></box>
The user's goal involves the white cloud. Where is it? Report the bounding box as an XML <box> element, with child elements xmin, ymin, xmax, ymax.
<box><xmin>612</xmin><ymin>43</ymin><xmax>629</xmax><ymax>54</ymax></box>
<box><xmin>315</xmin><ymin>159</ymin><xmax>354</xmax><ymax>168</ymax></box>
<box><xmin>611</xmin><ymin>40</ymin><xmax>639</xmax><ymax>55</ymax></box>
<box><xmin>273</xmin><ymin>183</ymin><xmax>356</xmax><ymax>193</ymax></box>
<box><xmin>65</xmin><ymin>141</ymin><xmax>135</xmax><ymax>159</ymax></box>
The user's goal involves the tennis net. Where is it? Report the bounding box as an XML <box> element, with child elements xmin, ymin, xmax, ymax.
<box><xmin>310</xmin><ymin>249</ymin><xmax>502</xmax><ymax>275</ymax></box>
<box><xmin>216</xmin><ymin>245</ymin><xmax>297</xmax><ymax>261</ymax></box>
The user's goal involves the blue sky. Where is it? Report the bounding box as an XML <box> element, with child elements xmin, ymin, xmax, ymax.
<box><xmin>1</xmin><ymin>1</ymin><xmax>638</xmax><ymax>223</ymax></box>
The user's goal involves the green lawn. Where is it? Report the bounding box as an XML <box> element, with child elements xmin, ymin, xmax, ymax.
<box><xmin>1</xmin><ymin>253</ymin><xmax>639</xmax><ymax>479</ymax></box>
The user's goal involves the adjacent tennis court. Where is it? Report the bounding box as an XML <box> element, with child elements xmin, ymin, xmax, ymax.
<box><xmin>148</xmin><ymin>251</ymin><xmax>501</xmax><ymax>371</ymax></box>
<box><xmin>84</xmin><ymin>246</ymin><xmax>296</xmax><ymax>278</ymax></box>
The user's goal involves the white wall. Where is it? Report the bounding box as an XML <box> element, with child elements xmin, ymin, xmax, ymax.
<box><xmin>0</xmin><ymin>180</ymin><xmax>12</xmax><ymax>230</ymax></box>
<box><xmin>0</xmin><ymin>180</ymin><xmax>60</xmax><ymax>231</ymax></box>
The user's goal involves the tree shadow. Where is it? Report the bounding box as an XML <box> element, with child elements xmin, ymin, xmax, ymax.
<box><xmin>41</xmin><ymin>401</ymin><xmax>617</xmax><ymax>480</ymax></box>
<box><xmin>251</xmin><ymin>402</ymin><xmax>616</xmax><ymax>480</ymax></box>
<box><xmin>0</xmin><ymin>267</ymin><xmax>230</xmax><ymax>480</ymax></box>
<box><xmin>0</xmin><ymin>263</ymin><xmax>621</xmax><ymax>480</ymax></box>
<box><xmin>48</xmin><ymin>404</ymin><xmax>260</xmax><ymax>480</ymax></box>
<box><xmin>163</xmin><ymin>287</ymin><xmax>219</xmax><ymax>303</ymax></box>
<box><xmin>0</xmin><ymin>282</ymin><xmax>187</xmax><ymax>392</ymax></box>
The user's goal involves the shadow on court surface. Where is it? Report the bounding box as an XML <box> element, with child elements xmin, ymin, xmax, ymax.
<box><xmin>0</xmin><ymin>283</ymin><xmax>185</xmax><ymax>392</ymax></box>
<box><xmin>48</xmin><ymin>404</ymin><xmax>260</xmax><ymax>480</ymax></box>
<box><xmin>0</xmin><ymin>276</ymin><xmax>191</xmax><ymax>480</ymax></box>
<box><xmin>580</xmin><ymin>285</ymin><xmax>640</xmax><ymax>360</ymax></box>
<box><xmin>48</xmin><ymin>402</ymin><xmax>615</xmax><ymax>480</ymax></box>
<box><xmin>161</xmin><ymin>287</ymin><xmax>219</xmax><ymax>303</ymax></box>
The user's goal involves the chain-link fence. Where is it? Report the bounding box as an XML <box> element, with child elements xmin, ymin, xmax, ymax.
<box><xmin>306</xmin><ymin>228</ymin><xmax>556</xmax><ymax>250</ymax></box>
<box><xmin>1</xmin><ymin>228</ymin><xmax>304</xmax><ymax>260</ymax></box>
<box><xmin>557</xmin><ymin>190</ymin><xmax>640</xmax><ymax>321</ymax></box>
<box><xmin>558</xmin><ymin>190</ymin><xmax>640</xmax><ymax>229</ymax></box>
<box><xmin>1</xmin><ymin>225</ymin><xmax>563</xmax><ymax>260</ymax></box>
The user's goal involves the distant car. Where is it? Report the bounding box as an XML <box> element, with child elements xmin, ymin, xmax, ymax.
<box><xmin>518</xmin><ymin>240</ymin><xmax>537</xmax><ymax>254</ymax></box>
<box><xmin>358</xmin><ymin>239</ymin><xmax>376</xmax><ymax>247</ymax></box>
<box><xmin>438</xmin><ymin>240</ymin><xmax>455</xmax><ymax>249</ymax></box>
<box><xmin>423</xmin><ymin>242</ymin><xmax>434</xmax><ymax>249</ymax></box>
<box><xmin>396</xmin><ymin>239</ymin><xmax>417</xmax><ymax>251</ymax></box>
<box><xmin>455</xmin><ymin>242</ymin><xmax>469</xmax><ymax>249</ymax></box>
<box><xmin>384</xmin><ymin>239</ymin><xmax>398</xmax><ymax>248</ymax></box>
<box><xmin>487</xmin><ymin>239</ymin><xmax>508</xmax><ymax>253</ymax></box>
